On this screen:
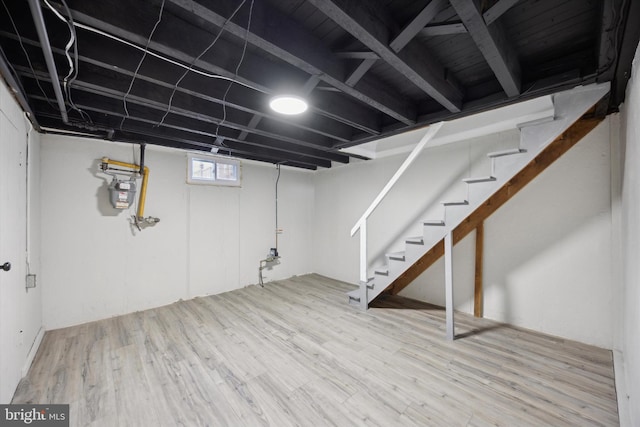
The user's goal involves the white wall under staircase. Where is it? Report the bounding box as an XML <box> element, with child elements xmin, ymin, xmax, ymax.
<box><xmin>617</xmin><ymin>40</ymin><xmax>640</xmax><ymax>427</ymax></box>
<box><xmin>314</xmin><ymin>117</ymin><xmax>615</xmax><ymax>349</ymax></box>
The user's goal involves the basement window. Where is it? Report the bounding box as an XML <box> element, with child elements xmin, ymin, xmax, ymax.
<box><xmin>187</xmin><ymin>154</ymin><xmax>241</xmax><ymax>186</ymax></box>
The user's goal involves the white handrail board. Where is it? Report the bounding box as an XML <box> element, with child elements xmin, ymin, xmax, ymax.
<box><xmin>351</xmin><ymin>121</ymin><xmax>444</xmax><ymax>236</ymax></box>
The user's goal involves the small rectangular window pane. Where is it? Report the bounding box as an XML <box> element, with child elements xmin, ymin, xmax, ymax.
<box><xmin>192</xmin><ymin>159</ymin><xmax>215</xmax><ymax>180</ymax></box>
<box><xmin>216</xmin><ymin>163</ymin><xmax>237</xmax><ymax>181</ymax></box>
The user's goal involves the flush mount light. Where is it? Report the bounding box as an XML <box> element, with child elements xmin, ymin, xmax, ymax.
<box><xmin>269</xmin><ymin>95</ymin><xmax>308</xmax><ymax>115</ymax></box>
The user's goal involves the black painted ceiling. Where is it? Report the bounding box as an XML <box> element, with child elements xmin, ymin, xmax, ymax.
<box><xmin>0</xmin><ymin>0</ymin><xmax>638</xmax><ymax>169</ymax></box>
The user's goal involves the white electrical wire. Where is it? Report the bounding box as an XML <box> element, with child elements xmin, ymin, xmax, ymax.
<box><xmin>42</xmin><ymin>0</ymin><xmax>91</xmax><ymax>122</ymax></box>
<box><xmin>156</xmin><ymin>0</ymin><xmax>248</xmax><ymax>128</ymax></box>
<box><xmin>215</xmin><ymin>0</ymin><xmax>254</xmax><ymax>144</ymax></box>
<box><xmin>42</xmin><ymin>0</ymin><xmax>73</xmax><ymax>75</ymax></box>
<box><xmin>73</xmin><ymin>21</ymin><xmax>263</xmax><ymax>92</ymax></box>
<box><xmin>121</xmin><ymin>0</ymin><xmax>166</xmax><ymax>130</ymax></box>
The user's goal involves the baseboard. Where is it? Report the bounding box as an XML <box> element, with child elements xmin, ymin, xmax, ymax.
<box><xmin>21</xmin><ymin>327</ymin><xmax>44</xmax><ymax>378</ymax></box>
<box><xmin>614</xmin><ymin>349</ymin><xmax>631</xmax><ymax>427</ymax></box>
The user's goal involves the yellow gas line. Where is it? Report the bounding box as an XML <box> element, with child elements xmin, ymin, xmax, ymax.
<box><xmin>101</xmin><ymin>157</ymin><xmax>149</xmax><ymax>218</ymax></box>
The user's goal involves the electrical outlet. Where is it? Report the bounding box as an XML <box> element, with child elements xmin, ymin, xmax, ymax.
<box><xmin>26</xmin><ymin>274</ymin><xmax>37</xmax><ymax>289</ymax></box>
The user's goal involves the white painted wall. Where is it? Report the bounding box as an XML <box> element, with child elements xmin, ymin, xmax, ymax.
<box><xmin>0</xmin><ymin>80</ymin><xmax>42</xmax><ymax>403</ymax></box>
<box><xmin>481</xmin><ymin>120</ymin><xmax>613</xmax><ymax>347</ymax></box>
<box><xmin>314</xmin><ymin>120</ymin><xmax>615</xmax><ymax>348</ymax></box>
<box><xmin>618</xmin><ymin>41</ymin><xmax>640</xmax><ymax>427</ymax></box>
<box><xmin>40</xmin><ymin>136</ymin><xmax>313</xmax><ymax>329</ymax></box>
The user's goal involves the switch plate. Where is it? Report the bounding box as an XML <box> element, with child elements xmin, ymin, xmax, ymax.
<box><xmin>26</xmin><ymin>274</ymin><xmax>36</xmax><ymax>289</ymax></box>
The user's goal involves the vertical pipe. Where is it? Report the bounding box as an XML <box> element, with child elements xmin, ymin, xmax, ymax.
<box><xmin>139</xmin><ymin>143</ymin><xmax>146</xmax><ymax>175</ymax></box>
<box><xmin>27</xmin><ymin>0</ymin><xmax>68</xmax><ymax>123</ymax></box>
<box><xmin>136</xmin><ymin>167</ymin><xmax>149</xmax><ymax>219</ymax></box>
<box><xmin>445</xmin><ymin>230</ymin><xmax>455</xmax><ymax>340</ymax></box>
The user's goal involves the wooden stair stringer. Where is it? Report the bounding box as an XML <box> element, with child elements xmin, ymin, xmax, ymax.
<box><xmin>386</xmin><ymin>115</ymin><xmax>604</xmax><ymax>296</ymax></box>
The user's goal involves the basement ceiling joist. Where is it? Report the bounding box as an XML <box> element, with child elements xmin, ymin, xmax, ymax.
<box><xmin>0</xmin><ymin>0</ymin><xmax>638</xmax><ymax>169</ymax></box>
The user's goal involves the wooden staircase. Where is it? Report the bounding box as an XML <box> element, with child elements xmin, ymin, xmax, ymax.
<box><xmin>348</xmin><ymin>84</ymin><xmax>609</xmax><ymax>315</ymax></box>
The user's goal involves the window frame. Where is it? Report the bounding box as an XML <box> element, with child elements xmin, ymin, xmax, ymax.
<box><xmin>187</xmin><ymin>154</ymin><xmax>241</xmax><ymax>187</ymax></box>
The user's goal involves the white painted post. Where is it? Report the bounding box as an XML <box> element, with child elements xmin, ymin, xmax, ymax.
<box><xmin>359</xmin><ymin>221</ymin><xmax>368</xmax><ymax>310</ymax></box>
<box><xmin>444</xmin><ymin>230</ymin><xmax>455</xmax><ymax>340</ymax></box>
<box><xmin>358</xmin><ymin>221</ymin><xmax>367</xmax><ymax>283</ymax></box>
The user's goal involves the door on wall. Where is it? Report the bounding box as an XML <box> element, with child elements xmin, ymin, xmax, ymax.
<box><xmin>0</xmin><ymin>107</ymin><xmax>27</xmax><ymax>403</ymax></box>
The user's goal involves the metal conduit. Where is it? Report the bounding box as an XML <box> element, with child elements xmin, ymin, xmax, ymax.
<box><xmin>27</xmin><ymin>0</ymin><xmax>68</xmax><ymax>123</ymax></box>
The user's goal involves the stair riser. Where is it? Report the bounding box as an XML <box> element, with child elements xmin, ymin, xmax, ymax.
<box><xmin>444</xmin><ymin>204</ymin><xmax>473</xmax><ymax>227</ymax></box>
<box><xmin>492</xmin><ymin>154</ymin><xmax>527</xmax><ymax>177</ymax></box>
<box><xmin>405</xmin><ymin>242</ymin><xmax>426</xmax><ymax>260</ymax></box>
<box><xmin>422</xmin><ymin>226</ymin><xmax>445</xmax><ymax>248</ymax></box>
<box><xmin>466</xmin><ymin>181</ymin><xmax>497</xmax><ymax>205</ymax></box>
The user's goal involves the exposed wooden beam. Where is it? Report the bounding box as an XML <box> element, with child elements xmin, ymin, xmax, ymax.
<box><xmin>388</xmin><ymin>115</ymin><xmax>603</xmax><ymax>295</ymax></box>
<box><xmin>52</xmin><ymin>3</ymin><xmax>382</xmax><ymax>135</ymax></box>
<box><xmin>35</xmin><ymin>113</ymin><xmax>323</xmax><ymax>169</ymax></box>
<box><xmin>390</xmin><ymin>0</ymin><xmax>449</xmax><ymax>52</ymax></box>
<box><xmin>421</xmin><ymin>22</ymin><xmax>468</xmax><ymax>36</ymax></box>
<box><xmin>339</xmin><ymin>0</ymin><xmax>450</xmax><ymax>89</ymax></box>
<box><xmin>237</xmin><ymin>115</ymin><xmax>263</xmax><ymax>142</ymax></box>
<box><xmin>420</xmin><ymin>1</ymin><xmax>521</xmax><ymax>38</ymax></box>
<box><xmin>165</xmin><ymin>0</ymin><xmax>416</xmax><ymax>125</ymax></box>
<box><xmin>450</xmin><ymin>0</ymin><xmax>521</xmax><ymax>97</ymax></box>
<box><xmin>28</xmin><ymin>88</ymin><xmax>346</xmax><ymax>166</ymax></box>
<box><xmin>334</xmin><ymin>51</ymin><xmax>379</xmax><ymax>60</ymax></box>
<box><xmin>17</xmin><ymin>66</ymin><xmax>350</xmax><ymax>160</ymax></box>
<box><xmin>35</xmin><ymin>103</ymin><xmax>332</xmax><ymax>169</ymax></box>
<box><xmin>610</xmin><ymin>0</ymin><xmax>640</xmax><ymax>110</ymax></box>
<box><xmin>594</xmin><ymin>0</ymin><xmax>622</xmax><ymax>116</ymax></box>
<box><xmin>483</xmin><ymin>0</ymin><xmax>521</xmax><ymax>26</ymax></box>
<box><xmin>307</xmin><ymin>0</ymin><xmax>463</xmax><ymax>112</ymax></box>
<box><xmin>474</xmin><ymin>222</ymin><xmax>484</xmax><ymax>317</ymax></box>
<box><xmin>345</xmin><ymin>58</ymin><xmax>377</xmax><ymax>87</ymax></box>
<box><xmin>340</xmin><ymin>68</ymin><xmax>594</xmax><ymax>150</ymax></box>
<box><xmin>0</xmin><ymin>28</ymin><xmax>356</xmax><ymax>143</ymax></box>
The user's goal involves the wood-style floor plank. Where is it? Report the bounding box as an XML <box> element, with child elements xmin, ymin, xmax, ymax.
<box><xmin>13</xmin><ymin>274</ymin><xmax>619</xmax><ymax>426</ymax></box>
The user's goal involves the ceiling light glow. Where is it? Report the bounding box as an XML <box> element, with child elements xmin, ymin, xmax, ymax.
<box><xmin>269</xmin><ymin>95</ymin><xmax>308</xmax><ymax>115</ymax></box>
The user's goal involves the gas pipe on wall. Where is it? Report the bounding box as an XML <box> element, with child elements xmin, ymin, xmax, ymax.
<box><xmin>99</xmin><ymin>144</ymin><xmax>159</xmax><ymax>231</ymax></box>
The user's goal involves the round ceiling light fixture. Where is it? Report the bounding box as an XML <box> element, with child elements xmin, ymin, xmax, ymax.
<box><xmin>269</xmin><ymin>95</ymin><xmax>308</xmax><ymax>115</ymax></box>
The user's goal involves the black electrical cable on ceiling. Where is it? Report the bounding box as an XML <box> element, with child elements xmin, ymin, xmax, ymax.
<box><xmin>156</xmin><ymin>0</ymin><xmax>248</xmax><ymax>129</ymax></box>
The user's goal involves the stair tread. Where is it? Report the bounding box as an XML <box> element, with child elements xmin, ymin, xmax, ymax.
<box><xmin>347</xmin><ymin>289</ymin><xmax>360</xmax><ymax>299</ymax></box>
<box><xmin>442</xmin><ymin>200</ymin><xmax>468</xmax><ymax>206</ymax></box>
<box><xmin>487</xmin><ymin>148</ymin><xmax>527</xmax><ymax>158</ymax></box>
<box><xmin>386</xmin><ymin>251</ymin><xmax>405</xmax><ymax>260</ymax></box>
<box><xmin>406</xmin><ymin>236</ymin><xmax>424</xmax><ymax>244</ymax></box>
<box><xmin>423</xmin><ymin>220</ymin><xmax>445</xmax><ymax>226</ymax></box>
<box><xmin>463</xmin><ymin>176</ymin><xmax>496</xmax><ymax>183</ymax></box>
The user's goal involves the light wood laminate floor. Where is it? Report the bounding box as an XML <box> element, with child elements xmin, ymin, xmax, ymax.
<box><xmin>13</xmin><ymin>274</ymin><xmax>619</xmax><ymax>426</ymax></box>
